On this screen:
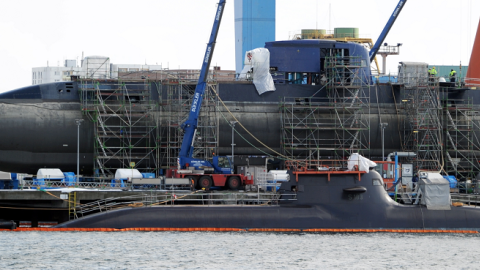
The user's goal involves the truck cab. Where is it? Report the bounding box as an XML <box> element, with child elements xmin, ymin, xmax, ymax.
<box><xmin>213</xmin><ymin>156</ymin><xmax>234</xmax><ymax>174</ymax></box>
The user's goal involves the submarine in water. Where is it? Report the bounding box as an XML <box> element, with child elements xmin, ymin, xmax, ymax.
<box><xmin>55</xmin><ymin>168</ymin><xmax>480</xmax><ymax>232</ymax></box>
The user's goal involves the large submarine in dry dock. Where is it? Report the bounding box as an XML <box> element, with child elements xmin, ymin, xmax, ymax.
<box><xmin>0</xmin><ymin>39</ymin><xmax>406</xmax><ymax>174</ymax></box>
<box><xmin>0</xmin><ymin>41</ymin><xmax>477</xmax><ymax>176</ymax></box>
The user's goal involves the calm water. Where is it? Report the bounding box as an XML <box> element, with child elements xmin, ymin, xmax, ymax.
<box><xmin>0</xmin><ymin>231</ymin><xmax>478</xmax><ymax>269</ymax></box>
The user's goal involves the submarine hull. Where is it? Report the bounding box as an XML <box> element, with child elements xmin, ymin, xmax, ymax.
<box><xmin>0</xmin><ymin>82</ymin><xmax>406</xmax><ymax>174</ymax></box>
<box><xmin>55</xmin><ymin>171</ymin><xmax>480</xmax><ymax>230</ymax></box>
<box><xmin>1</xmin><ymin>81</ymin><xmax>479</xmax><ymax>174</ymax></box>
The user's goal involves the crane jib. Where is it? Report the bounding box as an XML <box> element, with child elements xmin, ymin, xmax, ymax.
<box><xmin>216</xmin><ymin>6</ymin><xmax>222</xmax><ymax>21</ymax></box>
<box><xmin>191</xmin><ymin>93</ymin><xmax>200</xmax><ymax>113</ymax></box>
<box><xmin>178</xmin><ymin>0</ymin><xmax>226</xmax><ymax>162</ymax></box>
<box><xmin>368</xmin><ymin>0</ymin><xmax>407</xmax><ymax>62</ymax></box>
<box><xmin>393</xmin><ymin>1</ymin><xmax>404</xmax><ymax>17</ymax></box>
<box><xmin>204</xmin><ymin>46</ymin><xmax>212</xmax><ymax>63</ymax></box>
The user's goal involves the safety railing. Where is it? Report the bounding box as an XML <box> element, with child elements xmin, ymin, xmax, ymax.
<box><xmin>451</xmin><ymin>194</ymin><xmax>480</xmax><ymax>207</ymax></box>
<box><xmin>285</xmin><ymin>159</ymin><xmax>349</xmax><ymax>172</ymax></box>
<box><xmin>455</xmin><ymin>182</ymin><xmax>478</xmax><ymax>195</ymax></box>
<box><xmin>72</xmin><ymin>191</ymin><xmax>298</xmax><ymax>219</ymax></box>
<box><xmin>21</xmin><ymin>180</ymin><xmax>121</xmax><ymax>190</ymax></box>
<box><xmin>19</xmin><ymin>180</ymin><xmax>192</xmax><ymax>191</ymax></box>
<box><xmin>255</xmin><ymin>172</ymin><xmax>283</xmax><ymax>192</ymax></box>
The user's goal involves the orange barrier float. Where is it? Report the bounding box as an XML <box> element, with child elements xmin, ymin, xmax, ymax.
<box><xmin>0</xmin><ymin>227</ymin><xmax>477</xmax><ymax>233</ymax></box>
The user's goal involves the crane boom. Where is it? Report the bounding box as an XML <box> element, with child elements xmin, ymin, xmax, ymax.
<box><xmin>369</xmin><ymin>0</ymin><xmax>407</xmax><ymax>62</ymax></box>
<box><xmin>179</xmin><ymin>0</ymin><xmax>226</xmax><ymax>159</ymax></box>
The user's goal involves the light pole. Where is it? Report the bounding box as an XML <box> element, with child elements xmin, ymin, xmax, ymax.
<box><xmin>75</xmin><ymin>119</ymin><xmax>84</xmax><ymax>183</ymax></box>
<box><xmin>265</xmin><ymin>157</ymin><xmax>274</xmax><ymax>191</ymax></box>
<box><xmin>380</xmin><ymin>122</ymin><xmax>388</xmax><ymax>161</ymax></box>
<box><xmin>230</xmin><ymin>121</ymin><xmax>237</xmax><ymax>163</ymax></box>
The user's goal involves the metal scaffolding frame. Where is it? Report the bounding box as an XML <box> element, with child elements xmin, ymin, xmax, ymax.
<box><xmin>280</xmin><ymin>54</ymin><xmax>371</xmax><ymax>167</ymax></box>
<box><xmin>79</xmin><ymin>79</ymin><xmax>160</xmax><ymax>177</ymax></box>
<box><xmin>443</xmin><ymin>96</ymin><xmax>480</xmax><ymax>180</ymax></box>
<box><xmin>401</xmin><ymin>78</ymin><xmax>443</xmax><ymax>173</ymax></box>
<box><xmin>158</xmin><ymin>80</ymin><xmax>219</xmax><ymax>169</ymax></box>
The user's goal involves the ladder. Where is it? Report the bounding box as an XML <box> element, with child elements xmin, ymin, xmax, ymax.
<box><xmin>68</xmin><ymin>192</ymin><xmax>77</xmax><ymax>220</ymax></box>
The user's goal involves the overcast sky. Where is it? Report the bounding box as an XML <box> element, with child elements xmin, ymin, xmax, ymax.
<box><xmin>0</xmin><ymin>0</ymin><xmax>479</xmax><ymax>93</ymax></box>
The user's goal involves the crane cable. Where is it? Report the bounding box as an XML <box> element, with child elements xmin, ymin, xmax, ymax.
<box><xmin>214</xmin><ymin>98</ymin><xmax>286</xmax><ymax>160</ymax></box>
<box><xmin>209</xmin><ymin>85</ymin><xmax>292</xmax><ymax>160</ymax></box>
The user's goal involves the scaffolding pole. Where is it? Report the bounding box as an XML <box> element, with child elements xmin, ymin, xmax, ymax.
<box><xmin>158</xmin><ymin>80</ymin><xmax>219</xmax><ymax>169</ymax></box>
<box><xmin>280</xmin><ymin>53</ymin><xmax>370</xmax><ymax>169</ymax></box>
<box><xmin>79</xmin><ymin>79</ymin><xmax>160</xmax><ymax>177</ymax></box>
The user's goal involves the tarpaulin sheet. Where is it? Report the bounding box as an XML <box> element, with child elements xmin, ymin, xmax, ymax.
<box><xmin>347</xmin><ymin>153</ymin><xmax>377</xmax><ymax>171</ymax></box>
<box><xmin>419</xmin><ymin>173</ymin><xmax>451</xmax><ymax>210</ymax></box>
<box><xmin>239</xmin><ymin>48</ymin><xmax>275</xmax><ymax>95</ymax></box>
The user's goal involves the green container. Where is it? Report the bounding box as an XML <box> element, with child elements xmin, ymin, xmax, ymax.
<box><xmin>334</xmin><ymin>28</ymin><xmax>359</xmax><ymax>38</ymax></box>
<box><xmin>301</xmin><ymin>29</ymin><xmax>326</xmax><ymax>39</ymax></box>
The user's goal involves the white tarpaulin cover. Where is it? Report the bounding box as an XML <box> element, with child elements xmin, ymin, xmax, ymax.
<box><xmin>37</xmin><ymin>169</ymin><xmax>64</xmax><ymax>179</ymax></box>
<box><xmin>419</xmin><ymin>173</ymin><xmax>451</xmax><ymax>210</ymax></box>
<box><xmin>0</xmin><ymin>171</ymin><xmax>11</xmax><ymax>180</ymax></box>
<box><xmin>347</xmin><ymin>153</ymin><xmax>377</xmax><ymax>171</ymax></box>
<box><xmin>115</xmin><ymin>169</ymin><xmax>143</xmax><ymax>179</ymax></box>
<box><xmin>239</xmin><ymin>48</ymin><xmax>276</xmax><ymax>95</ymax></box>
<box><xmin>267</xmin><ymin>170</ymin><xmax>290</xmax><ymax>182</ymax></box>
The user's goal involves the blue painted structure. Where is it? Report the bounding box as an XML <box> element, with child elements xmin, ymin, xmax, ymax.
<box><xmin>373</xmin><ymin>75</ymin><xmax>398</xmax><ymax>84</ymax></box>
<box><xmin>0</xmin><ymin>173</ymin><xmax>18</xmax><ymax>189</ymax></box>
<box><xmin>141</xmin><ymin>173</ymin><xmax>155</xmax><ymax>179</ymax></box>
<box><xmin>63</xmin><ymin>172</ymin><xmax>76</xmax><ymax>186</ymax></box>
<box><xmin>178</xmin><ymin>0</ymin><xmax>232</xmax><ymax>174</ymax></box>
<box><xmin>265</xmin><ymin>40</ymin><xmax>372</xmax><ymax>84</ymax></box>
<box><xmin>234</xmin><ymin>0</ymin><xmax>275</xmax><ymax>74</ymax></box>
<box><xmin>33</xmin><ymin>175</ymin><xmax>64</xmax><ymax>186</ymax></box>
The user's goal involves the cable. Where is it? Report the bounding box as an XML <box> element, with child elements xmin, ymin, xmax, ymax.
<box><xmin>210</xmin><ymin>86</ymin><xmax>291</xmax><ymax>160</ymax></box>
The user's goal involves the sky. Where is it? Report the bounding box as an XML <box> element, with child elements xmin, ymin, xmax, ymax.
<box><xmin>0</xmin><ymin>0</ymin><xmax>479</xmax><ymax>93</ymax></box>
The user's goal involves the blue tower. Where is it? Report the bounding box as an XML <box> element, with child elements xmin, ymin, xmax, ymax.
<box><xmin>234</xmin><ymin>0</ymin><xmax>276</xmax><ymax>74</ymax></box>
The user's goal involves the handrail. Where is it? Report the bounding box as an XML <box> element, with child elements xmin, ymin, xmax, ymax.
<box><xmin>72</xmin><ymin>191</ymin><xmax>298</xmax><ymax>219</ymax></box>
<box><xmin>19</xmin><ymin>180</ymin><xmax>192</xmax><ymax>191</ymax></box>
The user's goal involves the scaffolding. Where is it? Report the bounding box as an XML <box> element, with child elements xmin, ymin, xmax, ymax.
<box><xmin>158</xmin><ymin>80</ymin><xmax>219</xmax><ymax>169</ymax></box>
<box><xmin>401</xmin><ymin>77</ymin><xmax>443</xmax><ymax>172</ymax></box>
<box><xmin>443</xmin><ymin>95</ymin><xmax>480</xmax><ymax>180</ymax></box>
<box><xmin>280</xmin><ymin>54</ymin><xmax>370</xmax><ymax>167</ymax></box>
<box><xmin>79</xmin><ymin>79</ymin><xmax>160</xmax><ymax>177</ymax></box>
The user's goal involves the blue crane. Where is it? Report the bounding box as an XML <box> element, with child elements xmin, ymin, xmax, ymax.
<box><xmin>178</xmin><ymin>0</ymin><xmax>232</xmax><ymax>174</ymax></box>
<box><xmin>369</xmin><ymin>0</ymin><xmax>407</xmax><ymax>62</ymax></box>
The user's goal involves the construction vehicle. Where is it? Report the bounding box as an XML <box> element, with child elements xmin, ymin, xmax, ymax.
<box><xmin>173</xmin><ymin>0</ymin><xmax>252</xmax><ymax>190</ymax></box>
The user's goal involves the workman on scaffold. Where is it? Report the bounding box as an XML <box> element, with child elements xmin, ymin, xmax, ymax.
<box><xmin>449</xmin><ymin>69</ymin><xmax>457</xmax><ymax>83</ymax></box>
<box><xmin>429</xmin><ymin>66</ymin><xmax>437</xmax><ymax>83</ymax></box>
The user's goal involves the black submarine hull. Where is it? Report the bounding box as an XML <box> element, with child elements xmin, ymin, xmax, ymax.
<box><xmin>55</xmin><ymin>171</ymin><xmax>480</xmax><ymax>230</ymax></box>
<box><xmin>0</xmin><ymin>82</ymin><xmax>405</xmax><ymax>174</ymax></box>
<box><xmin>1</xmin><ymin>39</ymin><xmax>478</xmax><ymax>175</ymax></box>
<box><xmin>0</xmin><ymin>80</ymin><xmax>478</xmax><ymax>175</ymax></box>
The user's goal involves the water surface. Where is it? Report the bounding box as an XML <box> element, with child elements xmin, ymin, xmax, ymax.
<box><xmin>0</xmin><ymin>231</ymin><xmax>477</xmax><ymax>269</ymax></box>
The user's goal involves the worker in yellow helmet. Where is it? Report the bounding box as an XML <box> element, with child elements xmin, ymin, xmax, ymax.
<box><xmin>428</xmin><ymin>66</ymin><xmax>437</xmax><ymax>83</ymax></box>
<box><xmin>429</xmin><ymin>67</ymin><xmax>437</xmax><ymax>77</ymax></box>
<box><xmin>449</xmin><ymin>69</ymin><xmax>457</xmax><ymax>83</ymax></box>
